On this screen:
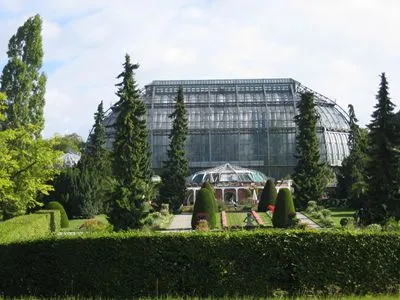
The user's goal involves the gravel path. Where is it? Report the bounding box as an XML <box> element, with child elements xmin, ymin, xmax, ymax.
<box><xmin>295</xmin><ymin>212</ymin><xmax>321</xmax><ymax>229</ymax></box>
<box><xmin>166</xmin><ymin>213</ymin><xmax>192</xmax><ymax>231</ymax></box>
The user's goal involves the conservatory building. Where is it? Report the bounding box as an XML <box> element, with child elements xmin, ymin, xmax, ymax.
<box><xmin>104</xmin><ymin>78</ymin><xmax>350</xmax><ymax>179</ymax></box>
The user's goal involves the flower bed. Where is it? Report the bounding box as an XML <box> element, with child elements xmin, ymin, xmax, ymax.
<box><xmin>251</xmin><ymin>210</ymin><xmax>263</xmax><ymax>225</ymax></box>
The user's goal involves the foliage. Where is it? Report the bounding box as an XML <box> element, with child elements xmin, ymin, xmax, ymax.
<box><xmin>337</xmin><ymin>104</ymin><xmax>369</xmax><ymax>208</ymax></box>
<box><xmin>108</xmin><ymin>55</ymin><xmax>152</xmax><ymax>230</ymax></box>
<box><xmin>78</xmin><ymin>101</ymin><xmax>114</xmax><ymax>217</ymax></box>
<box><xmin>201</xmin><ymin>181</ymin><xmax>217</xmax><ymax>213</ymax></box>
<box><xmin>0</xmin><ymin>14</ymin><xmax>46</xmax><ymax>135</ymax></box>
<box><xmin>292</xmin><ymin>92</ymin><xmax>327</xmax><ymax>209</ymax></box>
<box><xmin>305</xmin><ymin>201</ymin><xmax>334</xmax><ymax>228</ymax></box>
<box><xmin>52</xmin><ymin>133</ymin><xmax>85</xmax><ymax>153</ymax></box>
<box><xmin>191</xmin><ymin>187</ymin><xmax>216</xmax><ymax>229</ymax></box>
<box><xmin>365</xmin><ymin>73</ymin><xmax>400</xmax><ymax>224</ymax></box>
<box><xmin>0</xmin><ymin>92</ymin><xmax>61</xmax><ymax>218</ymax></box>
<box><xmin>45</xmin><ymin>201</ymin><xmax>69</xmax><ymax>228</ymax></box>
<box><xmin>0</xmin><ymin>210</ymin><xmax>60</xmax><ymax>243</ymax></box>
<box><xmin>160</xmin><ymin>86</ymin><xmax>189</xmax><ymax>212</ymax></box>
<box><xmin>272</xmin><ymin>188</ymin><xmax>294</xmax><ymax>228</ymax></box>
<box><xmin>2</xmin><ymin>231</ymin><xmax>400</xmax><ymax>297</ymax></box>
<box><xmin>78</xmin><ymin>219</ymin><xmax>109</xmax><ymax>232</ymax></box>
<box><xmin>258</xmin><ymin>179</ymin><xmax>277</xmax><ymax>212</ymax></box>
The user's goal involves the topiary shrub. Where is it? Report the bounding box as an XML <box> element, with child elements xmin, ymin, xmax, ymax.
<box><xmin>202</xmin><ymin>182</ymin><xmax>217</xmax><ymax>212</ymax></box>
<box><xmin>258</xmin><ymin>179</ymin><xmax>277</xmax><ymax>212</ymax></box>
<box><xmin>191</xmin><ymin>187</ymin><xmax>216</xmax><ymax>229</ymax></box>
<box><xmin>272</xmin><ymin>188</ymin><xmax>293</xmax><ymax>228</ymax></box>
<box><xmin>45</xmin><ymin>201</ymin><xmax>69</xmax><ymax>228</ymax></box>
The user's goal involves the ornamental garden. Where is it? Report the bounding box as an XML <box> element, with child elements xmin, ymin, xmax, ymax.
<box><xmin>1</xmin><ymin>15</ymin><xmax>400</xmax><ymax>299</ymax></box>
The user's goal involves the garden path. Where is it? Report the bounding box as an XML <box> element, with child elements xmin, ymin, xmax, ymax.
<box><xmin>296</xmin><ymin>212</ymin><xmax>321</xmax><ymax>229</ymax></box>
<box><xmin>166</xmin><ymin>213</ymin><xmax>192</xmax><ymax>231</ymax></box>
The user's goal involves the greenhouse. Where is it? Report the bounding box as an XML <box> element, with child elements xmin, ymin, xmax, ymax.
<box><xmin>104</xmin><ymin>78</ymin><xmax>350</xmax><ymax>179</ymax></box>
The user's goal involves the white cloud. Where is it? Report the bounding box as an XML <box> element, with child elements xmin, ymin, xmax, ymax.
<box><xmin>0</xmin><ymin>0</ymin><xmax>399</xmax><ymax>138</ymax></box>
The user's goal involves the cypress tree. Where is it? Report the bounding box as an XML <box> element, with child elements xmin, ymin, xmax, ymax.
<box><xmin>0</xmin><ymin>14</ymin><xmax>46</xmax><ymax>134</ymax></box>
<box><xmin>108</xmin><ymin>54</ymin><xmax>152</xmax><ymax>230</ymax></box>
<box><xmin>258</xmin><ymin>179</ymin><xmax>277</xmax><ymax>212</ymax></box>
<box><xmin>292</xmin><ymin>92</ymin><xmax>326</xmax><ymax>210</ymax></box>
<box><xmin>337</xmin><ymin>104</ymin><xmax>368</xmax><ymax>208</ymax></box>
<box><xmin>160</xmin><ymin>86</ymin><xmax>189</xmax><ymax>212</ymax></box>
<box><xmin>365</xmin><ymin>73</ymin><xmax>400</xmax><ymax>223</ymax></box>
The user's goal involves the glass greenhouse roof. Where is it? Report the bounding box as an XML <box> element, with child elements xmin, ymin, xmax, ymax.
<box><xmin>104</xmin><ymin>78</ymin><xmax>350</xmax><ymax>178</ymax></box>
<box><xmin>187</xmin><ymin>163</ymin><xmax>269</xmax><ymax>186</ymax></box>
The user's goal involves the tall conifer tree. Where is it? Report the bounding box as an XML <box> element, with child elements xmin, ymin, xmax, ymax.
<box><xmin>108</xmin><ymin>54</ymin><xmax>152</xmax><ymax>230</ymax></box>
<box><xmin>160</xmin><ymin>86</ymin><xmax>189</xmax><ymax>212</ymax></box>
<box><xmin>365</xmin><ymin>73</ymin><xmax>400</xmax><ymax>223</ymax></box>
<box><xmin>0</xmin><ymin>14</ymin><xmax>46</xmax><ymax>134</ymax></box>
<box><xmin>77</xmin><ymin>101</ymin><xmax>113</xmax><ymax>217</ymax></box>
<box><xmin>337</xmin><ymin>104</ymin><xmax>368</xmax><ymax>208</ymax></box>
<box><xmin>292</xmin><ymin>92</ymin><xmax>326</xmax><ymax>209</ymax></box>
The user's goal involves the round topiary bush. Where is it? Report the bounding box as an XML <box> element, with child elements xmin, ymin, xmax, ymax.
<box><xmin>191</xmin><ymin>187</ymin><xmax>216</xmax><ymax>229</ymax></box>
<box><xmin>45</xmin><ymin>201</ymin><xmax>69</xmax><ymax>228</ymax></box>
<box><xmin>272</xmin><ymin>188</ymin><xmax>293</xmax><ymax>228</ymax></box>
<box><xmin>258</xmin><ymin>179</ymin><xmax>277</xmax><ymax>212</ymax></box>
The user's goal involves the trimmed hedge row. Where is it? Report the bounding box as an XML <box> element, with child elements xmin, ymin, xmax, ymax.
<box><xmin>0</xmin><ymin>210</ymin><xmax>60</xmax><ymax>244</ymax></box>
<box><xmin>1</xmin><ymin>230</ymin><xmax>400</xmax><ymax>297</ymax></box>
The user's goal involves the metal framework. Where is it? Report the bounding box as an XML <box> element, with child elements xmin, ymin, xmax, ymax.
<box><xmin>104</xmin><ymin>78</ymin><xmax>350</xmax><ymax>178</ymax></box>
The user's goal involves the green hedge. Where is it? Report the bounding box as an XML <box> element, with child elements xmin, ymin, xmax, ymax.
<box><xmin>0</xmin><ymin>210</ymin><xmax>60</xmax><ymax>244</ymax></box>
<box><xmin>1</xmin><ymin>231</ymin><xmax>400</xmax><ymax>297</ymax></box>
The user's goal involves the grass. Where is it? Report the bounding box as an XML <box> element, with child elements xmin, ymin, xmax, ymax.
<box><xmin>226</xmin><ymin>212</ymin><xmax>248</xmax><ymax>227</ymax></box>
<box><xmin>257</xmin><ymin>211</ymin><xmax>273</xmax><ymax>226</ymax></box>
<box><xmin>215</xmin><ymin>212</ymin><xmax>221</xmax><ymax>229</ymax></box>
<box><xmin>329</xmin><ymin>207</ymin><xmax>356</xmax><ymax>227</ymax></box>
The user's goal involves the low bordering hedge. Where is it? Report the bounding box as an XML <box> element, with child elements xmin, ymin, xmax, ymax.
<box><xmin>0</xmin><ymin>210</ymin><xmax>60</xmax><ymax>244</ymax></box>
<box><xmin>1</xmin><ymin>230</ymin><xmax>400</xmax><ymax>297</ymax></box>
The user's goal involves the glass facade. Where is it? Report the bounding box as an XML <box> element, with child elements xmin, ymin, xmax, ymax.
<box><xmin>104</xmin><ymin>78</ymin><xmax>350</xmax><ymax>179</ymax></box>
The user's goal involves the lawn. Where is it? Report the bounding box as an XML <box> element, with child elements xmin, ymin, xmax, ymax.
<box><xmin>329</xmin><ymin>207</ymin><xmax>356</xmax><ymax>227</ymax></box>
<box><xmin>226</xmin><ymin>212</ymin><xmax>248</xmax><ymax>227</ymax></box>
<box><xmin>256</xmin><ymin>211</ymin><xmax>273</xmax><ymax>226</ymax></box>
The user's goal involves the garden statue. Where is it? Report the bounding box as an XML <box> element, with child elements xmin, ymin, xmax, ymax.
<box><xmin>243</xmin><ymin>212</ymin><xmax>255</xmax><ymax>227</ymax></box>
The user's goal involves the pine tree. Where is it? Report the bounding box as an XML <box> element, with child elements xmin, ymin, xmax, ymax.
<box><xmin>337</xmin><ymin>104</ymin><xmax>368</xmax><ymax>208</ymax></box>
<box><xmin>108</xmin><ymin>54</ymin><xmax>152</xmax><ymax>230</ymax></box>
<box><xmin>160</xmin><ymin>86</ymin><xmax>189</xmax><ymax>212</ymax></box>
<box><xmin>0</xmin><ymin>14</ymin><xmax>46</xmax><ymax>134</ymax></box>
<box><xmin>365</xmin><ymin>73</ymin><xmax>400</xmax><ymax>223</ymax></box>
<box><xmin>292</xmin><ymin>92</ymin><xmax>326</xmax><ymax>209</ymax></box>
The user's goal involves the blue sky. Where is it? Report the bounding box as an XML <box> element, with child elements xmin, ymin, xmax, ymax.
<box><xmin>0</xmin><ymin>0</ymin><xmax>399</xmax><ymax>139</ymax></box>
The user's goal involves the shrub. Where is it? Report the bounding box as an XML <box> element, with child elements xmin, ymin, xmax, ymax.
<box><xmin>191</xmin><ymin>187</ymin><xmax>216</xmax><ymax>229</ymax></box>
<box><xmin>319</xmin><ymin>217</ymin><xmax>334</xmax><ymax>228</ymax></box>
<box><xmin>45</xmin><ymin>201</ymin><xmax>69</xmax><ymax>228</ymax></box>
<box><xmin>0</xmin><ymin>210</ymin><xmax>60</xmax><ymax>243</ymax></box>
<box><xmin>321</xmin><ymin>209</ymin><xmax>332</xmax><ymax>218</ymax></box>
<box><xmin>2</xmin><ymin>231</ymin><xmax>400</xmax><ymax>297</ymax></box>
<box><xmin>365</xmin><ymin>224</ymin><xmax>382</xmax><ymax>231</ymax></box>
<box><xmin>79</xmin><ymin>219</ymin><xmax>108</xmax><ymax>231</ymax></box>
<box><xmin>195</xmin><ymin>219</ymin><xmax>209</xmax><ymax>231</ymax></box>
<box><xmin>272</xmin><ymin>188</ymin><xmax>293</xmax><ymax>228</ymax></box>
<box><xmin>340</xmin><ymin>218</ymin><xmax>349</xmax><ymax>227</ymax></box>
<box><xmin>258</xmin><ymin>180</ymin><xmax>277</xmax><ymax>212</ymax></box>
<box><xmin>202</xmin><ymin>182</ymin><xmax>217</xmax><ymax>214</ymax></box>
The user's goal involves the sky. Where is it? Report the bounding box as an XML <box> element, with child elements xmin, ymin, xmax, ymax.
<box><xmin>0</xmin><ymin>0</ymin><xmax>399</xmax><ymax>139</ymax></box>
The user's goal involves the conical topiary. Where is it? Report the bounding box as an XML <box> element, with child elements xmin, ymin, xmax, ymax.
<box><xmin>45</xmin><ymin>201</ymin><xmax>69</xmax><ymax>228</ymax></box>
<box><xmin>258</xmin><ymin>179</ymin><xmax>277</xmax><ymax>212</ymax></box>
<box><xmin>191</xmin><ymin>187</ymin><xmax>216</xmax><ymax>229</ymax></box>
<box><xmin>202</xmin><ymin>181</ymin><xmax>217</xmax><ymax>212</ymax></box>
<box><xmin>272</xmin><ymin>188</ymin><xmax>293</xmax><ymax>228</ymax></box>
